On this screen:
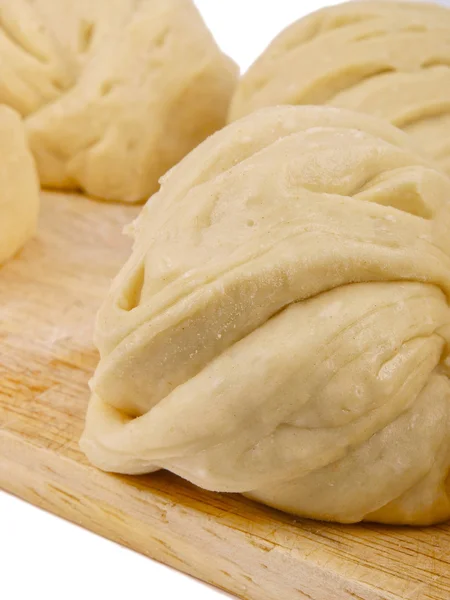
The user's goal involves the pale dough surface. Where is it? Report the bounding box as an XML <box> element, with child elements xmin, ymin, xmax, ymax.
<box><xmin>0</xmin><ymin>106</ymin><xmax>40</xmax><ymax>265</ymax></box>
<box><xmin>229</xmin><ymin>1</ymin><xmax>450</xmax><ymax>176</ymax></box>
<box><xmin>0</xmin><ymin>0</ymin><xmax>237</xmax><ymax>202</ymax></box>
<box><xmin>81</xmin><ymin>105</ymin><xmax>450</xmax><ymax>525</ymax></box>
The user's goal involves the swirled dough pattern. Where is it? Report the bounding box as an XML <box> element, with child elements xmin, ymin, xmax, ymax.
<box><xmin>0</xmin><ymin>0</ymin><xmax>237</xmax><ymax>202</ymax></box>
<box><xmin>229</xmin><ymin>1</ymin><xmax>450</xmax><ymax>176</ymax></box>
<box><xmin>81</xmin><ymin>106</ymin><xmax>450</xmax><ymax>525</ymax></box>
<box><xmin>0</xmin><ymin>106</ymin><xmax>40</xmax><ymax>265</ymax></box>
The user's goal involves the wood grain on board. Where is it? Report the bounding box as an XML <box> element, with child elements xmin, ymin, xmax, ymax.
<box><xmin>0</xmin><ymin>192</ymin><xmax>449</xmax><ymax>600</ymax></box>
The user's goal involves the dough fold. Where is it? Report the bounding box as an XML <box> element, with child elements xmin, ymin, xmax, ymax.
<box><xmin>81</xmin><ymin>106</ymin><xmax>450</xmax><ymax>525</ymax></box>
<box><xmin>229</xmin><ymin>1</ymin><xmax>450</xmax><ymax>176</ymax></box>
<box><xmin>0</xmin><ymin>0</ymin><xmax>237</xmax><ymax>202</ymax></box>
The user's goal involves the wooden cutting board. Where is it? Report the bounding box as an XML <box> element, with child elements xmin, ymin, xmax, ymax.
<box><xmin>1</xmin><ymin>192</ymin><xmax>449</xmax><ymax>600</ymax></box>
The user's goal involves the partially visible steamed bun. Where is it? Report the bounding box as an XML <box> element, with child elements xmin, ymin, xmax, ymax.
<box><xmin>0</xmin><ymin>106</ymin><xmax>39</xmax><ymax>265</ymax></box>
<box><xmin>229</xmin><ymin>1</ymin><xmax>450</xmax><ymax>175</ymax></box>
<box><xmin>0</xmin><ymin>0</ymin><xmax>238</xmax><ymax>202</ymax></box>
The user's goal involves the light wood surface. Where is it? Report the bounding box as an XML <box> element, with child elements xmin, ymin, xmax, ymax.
<box><xmin>1</xmin><ymin>192</ymin><xmax>449</xmax><ymax>600</ymax></box>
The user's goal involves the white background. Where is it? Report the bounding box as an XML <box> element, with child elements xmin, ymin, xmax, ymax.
<box><xmin>1</xmin><ymin>1</ymin><xmax>449</xmax><ymax>599</ymax></box>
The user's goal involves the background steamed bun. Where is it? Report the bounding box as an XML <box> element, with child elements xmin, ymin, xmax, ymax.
<box><xmin>0</xmin><ymin>0</ymin><xmax>237</xmax><ymax>202</ymax></box>
<box><xmin>229</xmin><ymin>1</ymin><xmax>450</xmax><ymax>176</ymax></box>
<box><xmin>0</xmin><ymin>106</ymin><xmax>40</xmax><ymax>265</ymax></box>
<box><xmin>81</xmin><ymin>105</ymin><xmax>450</xmax><ymax>525</ymax></box>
